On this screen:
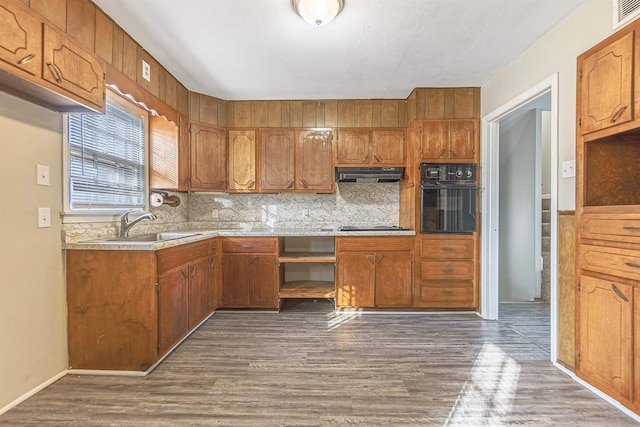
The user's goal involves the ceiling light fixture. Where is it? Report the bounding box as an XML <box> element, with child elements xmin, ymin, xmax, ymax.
<box><xmin>292</xmin><ymin>0</ymin><xmax>344</xmax><ymax>27</ymax></box>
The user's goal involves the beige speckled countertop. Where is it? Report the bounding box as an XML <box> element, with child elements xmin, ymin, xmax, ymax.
<box><xmin>64</xmin><ymin>227</ymin><xmax>416</xmax><ymax>251</ymax></box>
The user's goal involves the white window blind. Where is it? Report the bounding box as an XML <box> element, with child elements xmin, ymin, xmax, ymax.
<box><xmin>68</xmin><ymin>101</ymin><xmax>146</xmax><ymax>210</ymax></box>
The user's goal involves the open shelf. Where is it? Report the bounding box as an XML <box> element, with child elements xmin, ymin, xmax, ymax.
<box><xmin>279</xmin><ymin>252</ymin><xmax>336</xmax><ymax>263</ymax></box>
<box><xmin>279</xmin><ymin>280</ymin><xmax>336</xmax><ymax>299</ymax></box>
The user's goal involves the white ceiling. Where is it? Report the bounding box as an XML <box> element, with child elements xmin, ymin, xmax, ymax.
<box><xmin>92</xmin><ymin>0</ymin><xmax>588</xmax><ymax>101</ymax></box>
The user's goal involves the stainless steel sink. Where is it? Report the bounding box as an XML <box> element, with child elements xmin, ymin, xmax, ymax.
<box><xmin>83</xmin><ymin>232</ymin><xmax>201</xmax><ymax>244</ymax></box>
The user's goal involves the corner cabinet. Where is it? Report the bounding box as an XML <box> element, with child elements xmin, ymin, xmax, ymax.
<box><xmin>576</xmin><ymin>18</ymin><xmax>640</xmax><ymax>415</ymax></box>
<box><xmin>0</xmin><ymin>0</ymin><xmax>105</xmax><ymax>113</ymax></box>
<box><xmin>336</xmin><ymin>236</ymin><xmax>413</xmax><ymax>308</ymax></box>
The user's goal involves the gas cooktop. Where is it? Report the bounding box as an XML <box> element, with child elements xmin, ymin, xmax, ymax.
<box><xmin>338</xmin><ymin>225</ymin><xmax>409</xmax><ymax>232</ymax></box>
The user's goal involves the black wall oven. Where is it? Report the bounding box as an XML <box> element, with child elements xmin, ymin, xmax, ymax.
<box><xmin>420</xmin><ymin>163</ymin><xmax>478</xmax><ymax>234</ymax></box>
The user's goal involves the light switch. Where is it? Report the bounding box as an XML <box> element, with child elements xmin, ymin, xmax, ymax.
<box><xmin>561</xmin><ymin>160</ymin><xmax>576</xmax><ymax>179</ymax></box>
<box><xmin>36</xmin><ymin>164</ymin><xmax>50</xmax><ymax>186</ymax></box>
<box><xmin>38</xmin><ymin>207</ymin><xmax>51</xmax><ymax>228</ymax></box>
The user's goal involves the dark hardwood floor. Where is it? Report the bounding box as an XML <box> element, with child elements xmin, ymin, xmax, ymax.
<box><xmin>1</xmin><ymin>299</ymin><xmax>637</xmax><ymax>426</ymax></box>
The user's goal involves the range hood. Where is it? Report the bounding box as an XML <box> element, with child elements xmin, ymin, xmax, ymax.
<box><xmin>336</xmin><ymin>167</ymin><xmax>404</xmax><ymax>183</ymax></box>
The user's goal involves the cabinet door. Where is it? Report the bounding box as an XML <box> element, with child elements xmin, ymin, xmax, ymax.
<box><xmin>158</xmin><ymin>268</ymin><xmax>189</xmax><ymax>355</ymax></box>
<box><xmin>421</xmin><ymin>121</ymin><xmax>448</xmax><ymax>161</ymax></box>
<box><xmin>375</xmin><ymin>252</ymin><xmax>412</xmax><ymax>307</ymax></box>
<box><xmin>449</xmin><ymin>121</ymin><xmax>476</xmax><ymax>161</ymax></box>
<box><xmin>42</xmin><ymin>25</ymin><xmax>105</xmax><ymax>111</ymax></box>
<box><xmin>296</xmin><ymin>130</ymin><xmax>334</xmax><ymax>192</ymax></box>
<box><xmin>0</xmin><ymin>0</ymin><xmax>41</xmax><ymax>76</ymax></box>
<box><xmin>578</xmin><ymin>275</ymin><xmax>632</xmax><ymax>402</ymax></box>
<box><xmin>260</xmin><ymin>129</ymin><xmax>295</xmax><ymax>191</ymax></box>
<box><xmin>187</xmin><ymin>258</ymin><xmax>210</xmax><ymax>328</ymax></box>
<box><xmin>209</xmin><ymin>254</ymin><xmax>219</xmax><ymax>311</ymax></box>
<box><xmin>371</xmin><ymin>130</ymin><xmax>404</xmax><ymax>166</ymax></box>
<box><xmin>178</xmin><ymin>116</ymin><xmax>190</xmax><ymax>190</ymax></box>
<box><xmin>248</xmin><ymin>255</ymin><xmax>278</xmax><ymax>308</ymax></box>
<box><xmin>221</xmin><ymin>254</ymin><xmax>248</xmax><ymax>307</ymax></box>
<box><xmin>336</xmin><ymin>130</ymin><xmax>370</xmax><ymax>165</ymax></box>
<box><xmin>337</xmin><ymin>253</ymin><xmax>375</xmax><ymax>307</ymax></box>
<box><xmin>190</xmin><ymin>123</ymin><xmax>226</xmax><ymax>191</ymax></box>
<box><xmin>580</xmin><ymin>31</ymin><xmax>634</xmax><ymax>135</ymax></box>
<box><xmin>149</xmin><ymin>115</ymin><xmax>180</xmax><ymax>190</ymax></box>
<box><xmin>228</xmin><ymin>130</ymin><xmax>256</xmax><ymax>192</ymax></box>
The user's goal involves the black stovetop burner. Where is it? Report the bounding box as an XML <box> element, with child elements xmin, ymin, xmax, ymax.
<box><xmin>338</xmin><ymin>225</ymin><xmax>409</xmax><ymax>232</ymax></box>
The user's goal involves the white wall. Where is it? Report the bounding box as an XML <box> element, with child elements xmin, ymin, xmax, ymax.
<box><xmin>499</xmin><ymin>110</ymin><xmax>537</xmax><ymax>301</ymax></box>
<box><xmin>481</xmin><ymin>0</ymin><xmax>615</xmax><ymax>211</ymax></box>
<box><xmin>541</xmin><ymin>111</ymin><xmax>551</xmax><ymax>195</ymax></box>
<box><xmin>0</xmin><ymin>92</ymin><xmax>67</xmax><ymax>411</ymax></box>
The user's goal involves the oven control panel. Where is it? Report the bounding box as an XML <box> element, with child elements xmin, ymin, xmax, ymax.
<box><xmin>420</xmin><ymin>163</ymin><xmax>476</xmax><ymax>182</ymax></box>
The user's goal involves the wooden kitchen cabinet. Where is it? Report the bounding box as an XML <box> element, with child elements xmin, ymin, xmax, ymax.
<box><xmin>0</xmin><ymin>0</ymin><xmax>105</xmax><ymax>113</ymax></box>
<box><xmin>190</xmin><ymin>123</ymin><xmax>227</xmax><ymax>191</ymax></box>
<box><xmin>415</xmin><ymin>234</ymin><xmax>477</xmax><ymax>308</ymax></box>
<box><xmin>579</xmin><ymin>31</ymin><xmax>634</xmax><ymax>135</ymax></box>
<box><xmin>228</xmin><ymin>129</ymin><xmax>256</xmax><ymax>192</ymax></box>
<box><xmin>420</xmin><ymin>120</ymin><xmax>477</xmax><ymax>162</ymax></box>
<box><xmin>67</xmin><ymin>239</ymin><xmax>216</xmax><ymax>372</ymax></box>
<box><xmin>221</xmin><ymin>237</ymin><xmax>280</xmax><ymax>308</ymax></box>
<box><xmin>259</xmin><ymin>129</ymin><xmax>295</xmax><ymax>191</ymax></box>
<box><xmin>149</xmin><ymin>115</ymin><xmax>180</xmax><ymax>190</ymax></box>
<box><xmin>335</xmin><ymin>129</ymin><xmax>404</xmax><ymax>166</ymax></box>
<box><xmin>296</xmin><ymin>129</ymin><xmax>334</xmax><ymax>192</ymax></box>
<box><xmin>42</xmin><ymin>24</ymin><xmax>105</xmax><ymax>111</ymax></box>
<box><xmin>336</xmin><ymin>236</ymin><xmax>413</xmax><ymax>308</ymax></box>
<box><xmin>209</xmin><ymin>239</ymin><xmax>220</xmax><ymax>310</ymax></box>
<box><xmin>577</xmin><ymin>275</ymin><xmax>633</xmax><ymax>402</ymax></box>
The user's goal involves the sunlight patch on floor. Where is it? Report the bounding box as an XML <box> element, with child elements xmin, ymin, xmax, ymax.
<box><xmin>326</xmin><ymin>309</ymin><xmax>363</xmax><ymax>330</ymax></box>
<box><xmin>445</xmin><ymin>342</ymin><xmax>521</xmax><ymax>426</ymax></box>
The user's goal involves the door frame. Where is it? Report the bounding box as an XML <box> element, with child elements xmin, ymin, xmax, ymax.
<box><xmin>480</xmin><ymin>73</ymin><xmax>559</xmax><ymax>362</ymax></box>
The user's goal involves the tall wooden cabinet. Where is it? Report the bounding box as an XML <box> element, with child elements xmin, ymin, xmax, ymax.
<box><xmin>576</xmin><ymin>19</ymin><xmax>640</xmax><ymax>415</ymax></box>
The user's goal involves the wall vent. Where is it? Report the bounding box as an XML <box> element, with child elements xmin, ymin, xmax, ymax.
<box><xmin>614</xmin><ymin>0</ymin><xmax>640</xmax><ymax>29</ymax></box>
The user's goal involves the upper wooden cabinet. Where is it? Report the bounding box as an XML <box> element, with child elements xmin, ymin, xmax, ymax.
<box><xmin>335</xmin><ymin>129</ymin><xmax>404</xmax><ymax>166</ymax></box>
<box><xmin>260</xmin><ymin>129</ymin><xmax>295</xmax><ymax>191</ymax></box>
<box><xmin>0</xmin><ymin>0</ymin><xmax>41</xmax><ymax>76</ymax></box>
<box><xmin>190</xmin><ymin>123</ymin><xmax>227</xmax><ymax>191</ymax></box>
<box><xmin>296</xmin><ymin>129</ymin><xmax>334</xmax><ymax>192</ymax></box>
<box><xmin>228</xmin><ymin>130</ymin><xmax>256</xmax><ymax>192</ymax></box>
<box><xmin>149</xmin><ymin>115</ymin><xmax>180</xmax><ymax>190</ymax></box>
<box><xmin>420</xmin><ymin>120</ymin><xmax>477</xmax><ymax>163</ymax></box>
<box><xmin>258</xmin><ymin>128</ymin><xmax>333</xmax><ymax>193</ymax></box>
<box><xmin>580</xmin><ymin>31</ymin><xmax>634</xmax><ymax>135</ymax></box>
<box><xmin>0</xmin><ymin>0</ymin><xmax>105</xmax><ymax>113</ymax></box>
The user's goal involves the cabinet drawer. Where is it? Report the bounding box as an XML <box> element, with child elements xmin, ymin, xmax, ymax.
<box><xmin>580</xmin><ymin>215</ymin><xmax>640</xmax><ymax>244</ymax></box>
<box><xmin>579</xmin><ymin>244</ymin><xmax>640</xmax><ymax>281</ymax></box>
<box><xmin>336</xmin><ymin>236</ymin><xmax>412</xmax><ymax>252</ymax></box>
<box><xmin>157</xmin><ymin>241</ymin><xmax>209</xmax><ymax>274</ymax></box>
<box><xmin>421</xmin><ymin>237</ymin><xmax>474</xmax><ymax>259</ymax></box>
<box><xmin>221</xmin><ymin>237</ymin><xmax>277</xmax><ymax>253</ymax></box>
<box><xmin>420</xmin><ymin>260</ymin><xmax>474</xmax><ymax>280</ymax></box>
<box><xmin>418</xmin><ymin>281</ymin><xmax>476</xmax><ymax>308</ymax></box>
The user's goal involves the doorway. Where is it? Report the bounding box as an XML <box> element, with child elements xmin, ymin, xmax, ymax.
<box><xmin>480</xmin><ymin>74</ymin><xmax>559</xmax><ymax>362</ymax></box>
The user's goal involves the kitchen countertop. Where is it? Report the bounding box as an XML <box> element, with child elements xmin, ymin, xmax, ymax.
<box><xmin>63</xmin><ymin>227</ymin><xmax>416</xmax><ymax>251</ymax></box>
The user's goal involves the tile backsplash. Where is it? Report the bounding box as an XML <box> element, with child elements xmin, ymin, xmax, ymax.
<box><xmin>63</xmin><ymin>183</ymin><xmax>399</xmax><ymax>242</ymax></box>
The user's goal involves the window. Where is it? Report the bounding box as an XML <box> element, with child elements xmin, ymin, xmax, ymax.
<box><xmin>66</xmin><ymin>93</ymin><xmax>148</xmax><ymax>214</ymax></box>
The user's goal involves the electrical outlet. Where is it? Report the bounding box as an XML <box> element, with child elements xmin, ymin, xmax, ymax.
<box><xmin>37</xmin><ymin>207</ymin><xmax>51</xmax><ymax>228</ymax></box>
<box><xmin>211</xmin><ymin>208</ymin><xmax>219</xmax><ymax>219</ymax></box>
<box><xmin>302</xmin><ymin>208</ymin><xmax>309</xmax><ymax>218</ymax></box>
<box><xmin>142</xmin><ymin>60</ymin><xmax>151</xmax><ymax>82</ymax></box>
<box><xmin>36</xmin><ymin>164</ymin><xmax>50</xmax><ymax>186</ymax></box>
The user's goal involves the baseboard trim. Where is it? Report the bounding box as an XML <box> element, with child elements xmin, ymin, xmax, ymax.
<box><xmin>0</xmin><ymin>370</ymin><xmax>68</xmax><ymax>416</ymax></box>
<box><xmin>554</xmin><ymin>362</ymin><xmax>640</xmax><ymax>423</ymax></box>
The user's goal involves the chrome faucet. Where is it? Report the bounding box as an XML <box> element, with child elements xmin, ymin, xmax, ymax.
<box><xmin>120</xmin><ymin>211</ymin><xmax>157</xmax><ymax>237</ymax></box>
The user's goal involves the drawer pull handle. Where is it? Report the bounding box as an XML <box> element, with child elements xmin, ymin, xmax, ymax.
<box><xmin>361</xmin><ymin>155</ymin><xmax>369</xmax><ymax>163</ymax></box>
<box><xmin>18</xmin><ymin>53</ymin><xmax>36</xmax><ymax>65</ymax></box>
<box><xmin>373</xmin><ymin>154</ymin><xmax>381</xmax><ymax>163</ymax></box>
<box><xmin>442</xmin><ymin>247</ymin><xmax>453</xmax><ymax>252</ymax></box>
<box><xmin>624</xmin><ymin>262</ymin><xmax>640</xmax><ymax>269</ymax></box>
<box><xmin>611</xmin><ymin>105</ymin><xmax>628</xmax><ymax>123</ymax></box>
<box><xmin>442</xmin><ymin>268</ymin><xmax>454</xmax><ymax>274</ymax></box>
<box><xmin>623</xmin><ymin>226</ymin><xmax>640</xmax><ymax>232</ymax></box>
<box><xmin>611</xmin><ymin>284</ymin><xmax>629</xmax><ymax>302</ymax></box>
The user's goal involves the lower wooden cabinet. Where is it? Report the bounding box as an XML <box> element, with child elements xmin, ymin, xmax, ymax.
<box><xmin>66</xmin><ymin>239</ymin><xmax>216</xmax><ymax>372</ymax></box>
<box><xmin>336</xmin><ymin>236</ymin><xmax>413</xmax><ymax>308</ymax></box>
<box><xmin>577</xmin><ymin>275</ymin><xmax>633</xmax><ymax>403</ymax></box>
<box><xmin>220</xmin><ymin>237</ymin><xmax>280</xmax><ymax>308</ymax></box>
<box><xmin>415</xmin><ymin>234</ymin><xmax>478</xmax><ymax>309</ymax></box>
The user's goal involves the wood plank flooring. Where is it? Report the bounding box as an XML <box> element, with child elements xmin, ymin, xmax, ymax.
<box><xmin>1</xmin><ymin>299</ymin><xmax>637</xmax><ymax>426</ymax></box>
<box><xmin>499</xmin><ymin>302</ymin><xmax>551</xmax><ymax>352</ymax></box>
